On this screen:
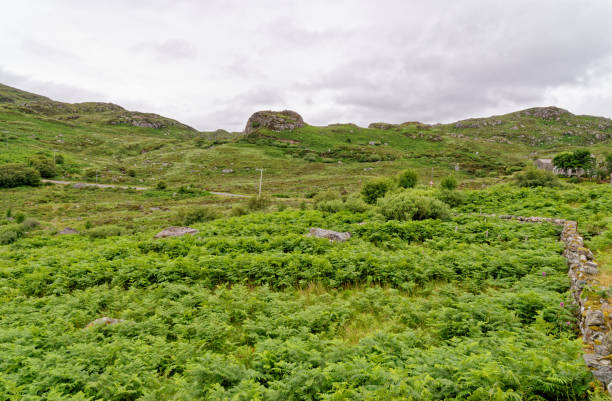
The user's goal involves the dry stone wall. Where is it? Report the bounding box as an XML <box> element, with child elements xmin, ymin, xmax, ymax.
<box><xmin>498</xmin><ymin>214</ymin><xmax>610</xmax><ymax>393</ymax></box>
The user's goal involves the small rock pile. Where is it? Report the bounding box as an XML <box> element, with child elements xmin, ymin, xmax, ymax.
<box><xmin>307</xmin><ymin>228</ymin><xmax>351</xmax><ymax>242</ymax></box>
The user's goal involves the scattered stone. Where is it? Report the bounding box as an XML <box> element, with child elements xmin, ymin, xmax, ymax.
<box><xmin>154</xmin><ymin>226</ymin><xmax>199</xmax><ymax>238</ymax></box>
<box><xmin>58</xmin><ymin>227</ymin><xmax>78</xmax><ymax>235</ymax></box>
<box><xmin>86</xmin><ymin>316</ymin><xmax>126</xmax><ymax>328</ymax></box>
<box><xmin>73</xmin><ymin>183</ymin><xmax>87</xmax><ymax>189</ymax></box>
<box><xmin>307</xmin><ymin>228</ymin><xmax>351</xmax><ymax>242</ymax></box>
<box><xmin>222</xmin><ymin>169</ymin><xmax>234</xmax><ymax>174</ymax></box>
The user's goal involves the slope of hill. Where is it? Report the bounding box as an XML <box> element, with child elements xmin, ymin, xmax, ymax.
<box><xmin>0</xmin><ymin>83</ymin><xmax>610</xmax><ymax>197</ymax></box>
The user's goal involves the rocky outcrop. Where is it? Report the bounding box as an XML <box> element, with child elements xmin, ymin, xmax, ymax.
<box><xmin>368</xmin><ymin>122</ymin><xmax>397</xmax><ymax>130</ymax></box>
<box><xmin>522</xmin><ymin>106</ymin><xmax>571</xmax><ymax>120</ymax></box>
<box><xmin>244</xmin><ymin>110</ymin><xmax>305</xmax><ymax>134</ymax></box>
<box><xmin>307</xmin><ymin>228</ymin><xmax>351</xmax><ymax>242</ymax></box>
<box><xmin>154</xmin><ymin>226</ymin><xmax>199</xmax><ymax>238</ymax></box>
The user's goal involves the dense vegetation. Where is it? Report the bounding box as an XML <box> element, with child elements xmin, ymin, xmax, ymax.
<box><xmin>0</xmin><ymin>182</ymin><xmax>611</xmax><ymax>400</ymax></box>
<box><xmin>1</xmin><ymin>83</ymin><xmax>612</xmax><ymax>400</ymax></box>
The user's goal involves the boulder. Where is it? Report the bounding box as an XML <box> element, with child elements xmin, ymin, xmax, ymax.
<box><xmin>244</xmin><ymin>110</ymin><xmax>305</xmax><ymax>134</ymax></box>
<box><xmin>59</xmin><ymin>227</ymin><xmax>78</xmax><ymax>235</ymax></box>
<box><xmin>86</xmin><ymin>316</ymin><xmax>125</xmax><ymax>328</ymax></box>
<box><xmin>154</xmin><ymin>226</ymin><xmax>199</xmax><ymax>238</ymax></box>
<box><xmin>222</xmin><ymin>169</ymin><xmax>234</xmax><ymax>174</ymax></box>
<box><xmin>308</xmin><ymin>228</ymin><xmax>351</xmax><ymax>242</ymax></box>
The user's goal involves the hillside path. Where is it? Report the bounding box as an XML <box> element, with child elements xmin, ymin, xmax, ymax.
<box><xmin>41</xmin><ymin>179</ymin><xmax>248</xmax><ymax>197</ymax></box>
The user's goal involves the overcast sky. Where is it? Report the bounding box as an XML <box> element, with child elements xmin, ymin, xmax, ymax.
<box><xmin>1</xmin><ymin>0</ymin><xmax>612</xmax><ymax>131</ymax></box>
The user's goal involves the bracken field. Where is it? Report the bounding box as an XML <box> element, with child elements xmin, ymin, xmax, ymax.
<box><xmin>1</xmin><ymin>84</ymin><xmax>612</xmax><ymax>400</ymax></box>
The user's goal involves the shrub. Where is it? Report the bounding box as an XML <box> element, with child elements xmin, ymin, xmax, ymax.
<box><xmin>55</xmin><ymin>154</ymin><xmax>64</xmax><ymax>164</ymax></box>
<box><xmin>14</xmin><ymin>213</ymin><xmax>26</xmax><ymax>224</ymax></box>
<box><xmin>344</xmin><ymin>196</ymin><xmax>369</xmax><ymax>213</ymax></box>
<box><xmin>514</xmin><ymin>168</ymin><xmax>560</xmax><ymax>188</ymax></box>
<box><xmin>178</xmin><ymin>207</ymin><xmax>218</xmax><ymax>225</ymax></box>
<box><xmin>230</xmin><ymin>205</ymin><xmax>249</xmax><ymax>217</ymax></box>
<box><xmin>398</xmin><ymin>169</ymin><xmax>418</xmax><ymax>188</ymax></box>
<box><xmin>156</xmin><ymin>181</ymin><xmax>168</xmax><ymax>190</ymax></box>
<box><xmin>378</xmin><ymin>191</ymin><xmax>451</xmax><ymax>221</ymax></box>
<box><xmin>84</xmin><ymin>169</ymin><xmax>97</xmax><ymax>179</ymax></box>
<box><xmin>28</xmin><ymin>156</ymin><xmax>57</xmax><ymax>178</ymax></box>
<box><xmin>435</xmin><ymin>189</ymin><xmax>465</xmax><ymax>207</ymax></box>
<box><xmin>0</xmin><ymin>224</ymin><xmax>24</xmax><ymax>245</ymax></box>
<box><xmin>86</xmin><ymin>225</ymin><xmax>125</xmax><ymax>239</ymax></box>
<box><xmin>277</xmin><ymin>203</ymin><xmax>288</xmax><ymax>212</ymax></box>
<box><xmin>440</xmin><ymin>176</ymin><xmax>457</xmax><ymax>190</ymax></box>
<box><xmin>128</xmin><ymin>169</ymin><xmax>136</xmax><ymax>177</ymax></box>
<box><xmin>21</xmin><ymin>218</ymin><xmax>40</xmax><ymax>230</ymax></box>
<box><xmin>0</xmin><ymin>164</ymin><xmax>41</xmax><ymax>188</ymax></box>
<box><xmin>361</xmin><ymin>178</ymin><xmax>393</xmax><ymax>204</ymax></box>
<box><xmin>247</xmin><ymin>196</ymin><xmax>271</xmax><ymax>211</ymax></box>
<box><xmin>316</xmin><ymin>199</ymin><xmax>345</xmax><ymax>213</ymax></box>
<box><xmin>313</xmin><ymin>190</ymin><xmax>340</xmax><ymax>205</ymax></box>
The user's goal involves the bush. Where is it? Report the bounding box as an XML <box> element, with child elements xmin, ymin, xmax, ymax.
<box><xmin>14</xmin><ymin>213</ymin><xmax>26</xmax><ymax>224</ymax></box>
<box><xmin>84</xmin><ymin>169</ymin><xmax>97</xmax><ymax>179</ymax></box>
<box><xmin>313</xmin><ymin>190</ymin><xmax>340</xmax><ymax>205</ymax></box>
<box><xmin>55</xmin><ymin>154</ymin><xmax>64</xmax><ymax>164</ymax></box>
<box><xmin>178</xmin><ymin>207</ymin><xmax>218</xmax><ymax>225</ymax></box>
<box><xmin>378</xmin><ymin>191</ymin><xmax>451</xmax><ymax>221</ymax></box>
<box><xmin>21</xmin><ymin>218</ymin><xmax>40</xmax><ymax>230</ymax></box>
<box><xmin>247</xmin><ymin>196</ymin><xmax>271</xmax><ymax>211</ymax></box>
<box><xmin>440</xmin><ymin>176</ymin><xmax>457</xmax><ymax>190</ymax></box>
<box><xmin>230</xmin><ymin>205</ymin><xmax>249</xmax><ymax>217</ymax></box>
<box><xmin>344</xmin><ymin>196</ymin><xmax>370</xmax><ymax>213</ymax></box>
<box><xmin>398</xmin><ymin>169</ymin><xmax>418</xmax><ymax>188</ymax></box>
<box><xmin>361</xmin><ymin>178</ymin><xmax>393</xmax><ymax>204</ymax></box>
<box><xmin>435</xmin><ymin>189</ymin><xmax>465</xmax><ymax>207</ymax></box>
<box><xmin>0</xmin><ymin>164</ymin><xmax>41</xmax><ymax>188</ymax></box>
<box><xmin>28</xmin><ymin>156</ymin><xmax>57</xmax><ymax>178</ymax></box>
<box><xmin>316</xmin><ymin>199</ymin><xmax>345</xmax><ymax>213</ymax></box>
<box><xmin>514</xmin><ymin>168</ymin><xmax>560</xmax><ymax>188</ymax></box>
<box><xmin>0</xmin><ymin>224</ymin><xmax>24</xmax><ymax>245</ymax></box>
<box><xmin>128</xmin><ymin>169</ymin><xmax>136</xmax><ymax>177</ymax></box>
<box><xmin>86</xmin><ymin>225</ymin><xmax>125</xmax><ymax>239</ymax></box>
<box><xmin>156</xmin><ymin>181</ymin><xmax>168</xmax><ymax>190</ymax></box>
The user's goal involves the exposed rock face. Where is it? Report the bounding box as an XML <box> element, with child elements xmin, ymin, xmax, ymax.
<box><xmin>244</xmin><ymin>110</ymin><xmax>305</xmax><ymax>134</ymax></box>
<box><xmin>59</xmin><ymin>227</ymin><xmax>78</xmax><ymax>235</ymax></box>
<box><xmin>368</xmin><ymin>122</ymin><xmax>397</xmax><ymax>130</ymax></box>
<box><xmin>86</xmin><ymin>316</ymin><xmax>126</xmax><ymax>328</ymax></box>
<box><xmin>522</xmin><ymin>106</ymin><xmax>571</xmax><ymax>120</ymax></box>
<box><xmin>154</xmin><ymin>226</ymin><xmax>199</xmax><ymax>238</ymax></box>
<box><xmin>307</xmin><ymin>228</ymin><xmax>351</xmax><ymax>242</ymax></box>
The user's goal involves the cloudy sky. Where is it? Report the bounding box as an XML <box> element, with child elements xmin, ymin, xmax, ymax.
<box><xmin>1</xmin><ymin>0</ymin><xmax>612</xmax><ymax>131</ymax></box>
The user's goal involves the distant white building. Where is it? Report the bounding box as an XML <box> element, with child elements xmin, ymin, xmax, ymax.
<box><xmin>533</xmin><ymin>159</ymin><xmax>584</xmax><ymax>176</ymax></box>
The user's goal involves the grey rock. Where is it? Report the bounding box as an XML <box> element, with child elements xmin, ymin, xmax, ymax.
<box><xmin>586</xmin><ymin>310</ymin><xmax>605</xmax><ymax>327</ymax></box>
<box><xmin>308</xmin><ymin>228</ymin><xmax>351</xmax><ymax>242</ymax></box>
<box><xmin>222</xmin><ymin>169</ymin><xmax>234</xmax><ymax>174</ymax></box>
<box><xmin>86</xmin><ymin>316</ymin><xmax>126</xmax><ymax>328</ymax></box>
<box><xmin>58</xmin><ymin>227</ymin><xmax>78</xmax><ymax>235</ymax></box>
<box><xmin>154</xmin><ymin>226</ymin><xmax>199</xmax><ymax>239</ymax></box>
<box><xmin>244</xmin><ymin>110</ymin><xmax>305</xmax><ymax>134</ymax></box>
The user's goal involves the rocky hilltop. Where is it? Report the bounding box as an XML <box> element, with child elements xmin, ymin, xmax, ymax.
<box><xmin>244</xmin><ymin>110</ymin><xmax>305</xmax><ymax>134</ymax></box>
<box><xmin>0</xmin><ymin>83</ymin><xmax>195</xmax><ymax>131</ymax></box>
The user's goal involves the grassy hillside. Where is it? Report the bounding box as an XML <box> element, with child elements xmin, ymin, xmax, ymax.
<box><xmin>1</xmin><ymin>84</ymin><xmax>610</xmax><ymax>196</ymax></box>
